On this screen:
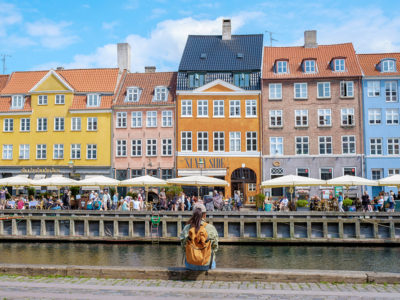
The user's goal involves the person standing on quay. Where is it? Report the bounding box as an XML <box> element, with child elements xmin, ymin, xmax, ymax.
<box><xmin>338</xmin><ymin>192</ymin><xmax>344</xmax><ymax>212</ymax></box>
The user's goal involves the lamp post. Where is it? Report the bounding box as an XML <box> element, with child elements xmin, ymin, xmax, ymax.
<box><xmin>198</xmin><ymin>158</ymin><xmax>205</xmax><ymax>197</ymax></box>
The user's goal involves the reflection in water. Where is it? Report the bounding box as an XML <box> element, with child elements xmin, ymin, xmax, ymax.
<box><xmin>0</xmin><ymin>243</ymin><xmax>399</xmax><ymax>273</ymax></box>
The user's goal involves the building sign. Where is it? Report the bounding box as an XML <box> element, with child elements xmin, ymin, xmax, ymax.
<box><xmin>21</xmin><ymin>167</ymin><xmax>60</xmax><ymax>174</ymax></box>
<box><xmin>272</xmin><ymin>161</ymin><xmax>280</xmax><ymax>167</ymax></box>
<box><xmin>182</xmin><ymin>157</ymin><xmax>225</xmax><ymax>169</ymax></box>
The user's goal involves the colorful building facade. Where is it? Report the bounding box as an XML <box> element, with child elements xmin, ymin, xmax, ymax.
<box><xmin>359</xmin><ymin>53</ymin><xmax>400</xmax><ymax>196</ymax></box>
<box><xmin>176</xmin><ymin>20</ymin><xmax>263</xmax><ymax>202</ymax></box>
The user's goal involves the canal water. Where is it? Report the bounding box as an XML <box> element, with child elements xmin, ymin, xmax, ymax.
<box><xmin>1</xmin><ymin>243</ymin><xmax>399</xmax><ymax>273</ymax></box>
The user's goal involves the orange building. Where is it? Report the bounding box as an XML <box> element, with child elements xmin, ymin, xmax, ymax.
<box><xmin>176</xmin><ymin>20</ymin><xmax>263</xmax><ymax>203</ymax></box>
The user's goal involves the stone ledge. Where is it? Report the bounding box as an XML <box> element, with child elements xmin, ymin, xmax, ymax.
<box><xmin>1</xmin><ymin>264</ymin><xmax>396</xmax><ymax>283</ymax></box>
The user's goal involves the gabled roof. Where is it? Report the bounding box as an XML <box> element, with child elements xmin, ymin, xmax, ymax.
<box><xmin>179</xmin><ymin>34</ymin><xmax>263</xmax><ymax>72</ymax></box>
<box><xmin>0</xmin><ymin>75</ymin><xmax>9</xmax><ymax>92</ymax></box>
<box><xmin>0</xmin><ymin>96</ymin><xmax>32</xmax><ymax>113</ymax></box>
<box><xmin>358</xmin><ymin>53</ymin><xmax>400</xmax><ymax>77</ymax></box>
<box><xmin>114</xmin><ymin>72</ymin><xmax>177</xmax><ymax>106</ymax></box>
<box><xmin>263</xmin><ymin>43</ymin><xmax>362</xmax><ymax>79</ymax></box>
<box><xmin>1</xmin><ymin>68</ymin><xmax>120</xmax><ymax>94</ymax></box>
<box><xmin>30</xmin><ymin>70</ymin><xmax>74</xmax><ymax>92</ymax></box>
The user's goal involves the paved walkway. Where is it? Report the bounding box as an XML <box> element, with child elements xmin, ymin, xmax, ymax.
<box><xmin>1</xmin><ymin>275</ymin><xmax>400</xmax><ymax>299</ymax></box>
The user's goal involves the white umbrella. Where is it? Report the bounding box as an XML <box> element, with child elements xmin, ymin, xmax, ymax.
<box><xmin>167</xmin><ymin>175</ymin><xmax>229</xmax><ymax>196</ymax></box>
<box><xmin>326</xmin><ymin>175</ymin><xmax>378</xmax><ymax>197</ymax></box>
<box><xmin>76</xmin><ymin>175</ymin><xmax>120</xmax><ymax>187</ymax></box>
<box><xmin>0</xmin><ymin>175</ymin><xmax>33</xmax><ymax>187</ymax></box>
<box><xmin>31</xmin><ymin>175</ymin><xmax>78</xmax><ymax>187</ymax></box>
<box><xmin>378</xmin><ymin>174</ymin><xmax>400</xmax><ymax>191</ymax></box>
<box><xmin>120</xmin><ymin>175</ymin><xmax>167</xmax><ymax>204</ymax></box>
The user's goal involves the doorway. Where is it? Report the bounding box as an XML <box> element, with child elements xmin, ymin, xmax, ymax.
<box><xmin>231</xmin><ymin>168</ymin><xmax>257</xmax><ymax>203</ymax></box>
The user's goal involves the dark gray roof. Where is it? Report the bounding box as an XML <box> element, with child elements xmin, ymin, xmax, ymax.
<box><xmin>178</xmin><ymin>34</ymin><xmax>264</xmax><ymax>72</ymax></box>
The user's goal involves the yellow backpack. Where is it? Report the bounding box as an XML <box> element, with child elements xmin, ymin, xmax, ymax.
<box><xmin>185</xmin><ymin>222</ymin><xmax>212</xmax><ymax>266</ymax></box>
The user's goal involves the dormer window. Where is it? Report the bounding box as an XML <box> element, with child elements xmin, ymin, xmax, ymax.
<box><xmin>233</xmin><ymin>73</ymin><xmax>250</xmax><ymax>88</ymax></box>
<box><xmin>334</xmin><ymin>59</ymin><xmax>345</xmax><ymax>72</ymax></box>
<box><xmin>188</xmin><ymin>73</ymin><xmax>205</xmax><ymax>88</ymax></box>
<box><xmin>304</xmin><ymin>60</ymin><xmax>316</xmax><ymax>73</ymax></box>
<box><xmin>87</xmin><ymin>94</ymin><xmax>100</xmax><ymax>107</ymax></box>
<box><xmin>126</xmin><ymin>87</ymin><xmax>141</xmax><ymax>102</ymax></box>
<box><xmin>11</xmin><ymin>95</ymin><xmax>24</xmax><ymax>109</ymax></box>
<box><xmin>382</xmin><ymin>59</ymin><xmax>396</xmax><ymax>72</ymax></box>
<box><xmin>276</xmin><ymin>61</ymin><xmax>288</xmax><ymax>73</ymax></box>
<box><xmin>154</xmin><ymin>86</ymin><xmax>168</xmax><ymax>102</ymax></box>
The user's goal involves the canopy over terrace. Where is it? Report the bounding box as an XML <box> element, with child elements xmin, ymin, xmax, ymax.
<box><xmin>378</xmin><ymin>174</ymin><xmax>400</xmax><ymax>191</ymax></box>
<box><xmin>120</xmin><ymin>175</ymin><xmax>167</xmax><ymax>201</ymax></box>
<box><xmin>326</xmin><ymin>175</ymin><xmax>378</xmax><ymax>197</ymax></box>
<box><xmin>74</xmin><ymin>176</ymin><xmax>120</xmax><ymax>188</ymax></box>
<box><xmin>167</xmin><ymin>175</ymin><xmax>229</xmax><ymax>196</ymax></box>
<box><xmin>0</xmin><ymin>175</ymin><xmax>33</xmax><ymax>187</ymax></box>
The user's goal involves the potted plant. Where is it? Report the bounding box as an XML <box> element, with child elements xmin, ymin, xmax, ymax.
<box><xmin>296</xmin><ymin>199</ymin><xmax>309</xmax><ymax>211</ymax></box>
<box><xmin>343</xmin><ymin>198</ymin><xmax>354</xmax><ymax>211</ymax></box>
<box><xmin>255</xmin><ymin>193</ymin><xmax>266</xmax><ymax>211</ymax></box>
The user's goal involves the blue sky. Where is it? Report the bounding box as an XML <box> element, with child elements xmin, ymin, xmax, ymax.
<box><xmin>1</xmin><ymin>0</ymin><xmax>400</xmax><ymax>74</ymax></box>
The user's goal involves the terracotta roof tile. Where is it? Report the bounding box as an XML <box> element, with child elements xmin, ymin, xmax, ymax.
<box><xmin>69</xmin><ymin>95</ymin><xmax>113</xmax><ymax>110</ymax></box>
<box><xmin>1</xmin><ymin>71</ymin><xmax>48</xmax><ymax>94</ymax></box>
<box><xmin>357</xmin><ymin>53</ymin><xmax>400</xmax><ymax>77</ymax></box>
<box><xmin>114</xmin><ymin>72</ymin><xmax>177</xmax><ymax>106</ymax></box>
<box><xmin>263</xmin><ymin>43</ymin><xmax>362</xmax><ymax>79</ymax></box>
<box><xmin>0</xmin><ymin>75</ymin><xmax>9</xmax><ymax>92</ymax></box>
<box><xmin>0</xmin><ymin>96</ymin><xmax>32</xmax><ymax>112</ymax></box>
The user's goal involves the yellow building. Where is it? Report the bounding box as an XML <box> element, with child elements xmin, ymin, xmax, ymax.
<box><xmin>0</xmin><ymin>68</ymin><xmax>122</xmax><ymax>179</ymax></box>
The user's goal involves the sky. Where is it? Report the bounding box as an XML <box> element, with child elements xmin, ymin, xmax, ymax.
<box><xmin>1</xmin><ymin>0</ymin><xmax>400</xmax><ymax>74</ymax></box>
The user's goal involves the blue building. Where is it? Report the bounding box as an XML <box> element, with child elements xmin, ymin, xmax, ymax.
<box><xmin>359</xmin><ymin>53</ymin><xmax>400</xmax><ymax>196</ymax></box>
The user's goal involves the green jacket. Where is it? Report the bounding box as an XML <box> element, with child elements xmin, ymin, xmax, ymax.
<box><xmin>180</xmin><ymin>219</ymin><xmax>219</xmax><ymax>253</ymax></box>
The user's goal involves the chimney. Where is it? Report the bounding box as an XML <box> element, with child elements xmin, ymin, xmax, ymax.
<box><xmin>117</xmin><ymin>43</ymin><xmax>131</xmax><ymax>72</ymax></box>
<box><xmin>56</xmin><ymin>66</ymin><xmax>64</xmax><ymax>70</ymax></box>
<box><xmin>304</xmin><ymin>30</ymin><xmax>317</xmax><ymax>48</ymax></box>
<box><xmin>145</xmin><ymin>66</ymin><xmax>156</xmax><ymax>73</ymax></box>
<box><xmin>222</xmin><ymin>19</ymin><xmax>231</xmax><ymax>40</ymax></box>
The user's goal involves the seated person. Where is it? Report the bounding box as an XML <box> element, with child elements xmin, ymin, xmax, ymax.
<box><xmin>86</xmin><ymin>199</ymin><xmax>94</xmax><ymax>210</ymax></box>
<box><xmin>50</xmin><ymin>200</ymin><xmax>61</xmax><ymax>210</ymax></box>
<box><xmin>121</xmin><ymin>199</ymin><xmax>129</xmax><ymax>211</ymax></box>
<box><xmin>5</xmin><ymin>199</ymin><xmax>15</xmax><ymax>209</ymax></box>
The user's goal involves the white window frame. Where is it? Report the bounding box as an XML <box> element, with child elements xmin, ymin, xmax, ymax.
<box><xmin>55</xmin><ymin>94</ymin><xmax>65</xmax><ymax>105</ymax></box>
<box><xmin>19</xmin><ymin>144</ymin><xmax>29</xmax><ymax>160</ymax></box>
<box><xmin>70</xmin><ymin>117</ymin><xmax>81</xmax><ymax>131</ymax></box>
<box><xmin>2</xmin><ymin>144</ymin><xmax>13</xmax><ymax>160</ymax></box>
<box><xmin>295</xmin><ymin>136</ymin><xmax>309</xmax><ymax>155</ymax></box>
<box><xmin>318</xmin><ymin>109</ymin><xmax>331</xmax><ymax>127</ymax></box>
<box><xmin>276</xmin><ymin>61</ymin><xmax>288</xmax><ymax>73</ymax></box>
<box><xmin>229</xmin><ymin>132</ymin><xmax>241</xmax><ymax>152</ymax></box>
<box><xmin>269</xmin><ymin>110</ymin><xmax>283</xmax><ymax>127</ymax></box>
<box><xmin>294</xmin><ymin>83</ymin><xmax>308</xmax><ymax>99</ymax></box>
<box><xmin>181</xmin><ymin>100</ymin><xmax>192</xmax><ymax>117</ymax></box>
<box><xmin>368</xmin><ymin>109</ymin><xmax>381</xmax><ymax>125</ymax></box>
<box><xmin>371</xmin><ymin>169</ymin><xmax>383</xmax><ymax>180</ymax></box>
<box><xmin>11</xmin><ymin>95</ymin><xmax>24</xmax><ymax>109</ymax></box>
<box><xmin>245</xmin><ymin>100</ymin><xmax>257</xmax><ymax>117</ymax></box>
<box><xmin>388</xmin><ymin>168</ymin><xmax>400</xmax><ymax>176</ymax></box>
<box><xmin>341</xmin><ymin>108</ymin><xmax>355</xmax><ymax>126</ymax></box>
<box><xmin>86</xmin><ymin>144</ymin><xmax>97</xmax><ymax>160</ymax></box>
<box><xmin>382</xmin><ymin>60</ymin><xmax>396</xmax><ymax>72</ymax></box>
<box><xmin>162</xmin><ymin>138</ymin><xmax>173</xmax><ymax>156</ymax></box>
<box><xmin>197</xmin><ymin>100</ymin><xmax>208</xmax><ymax>117</ymax></box>
<box><xmin>343</xmin><ymin>167</ymin><xmax>356</xmax><ymax>176</ymax></box>
<box><xmin>53</xmin><ymin>144</ymin><xmax>64</xmax><ymax>160</ymax></box>
<box><xmin>131</xmin><ymin>139</ymin><xmax>142</xmax><ymax>157</ymax></box>
<box><xmin>385</xmin><ymin>81</ymin><xmax>398</xmax><ymax>102</ymax></box>
<box><xmin>126</xmin><ymin>87</ymin><xmax>141</xmax><ymax>102</ymax></box>
<box><xmin>37</xmin><ymin>118</ymin><xmax>47</xmax><ymax>132</ymax></box>
<box><xmin>20</xmin><ymin>118</ymin><xmax>30</xmax><ymax>132</ymax></box>
<box><xmin>38</xmin><ymin>95</ymin><xmax>48</xmax><ymax>105</ymax></box>
<box><xmin>54</xmin><ymin>117</ymin><xmax>65</xmax><ymax>131</ymax></box>
<box><xmin>3</xmin><ymin>118</ymin><xmax>13</xmax><ymax>132</ymax></box>
<box><xmin>367</xmin><ymin>81</ymin><xmax>380</xmax><ymax>97</ymax></box>
<box><xmin>213</xmin><ymin>131</ymin><xmax>225</xmax><ymax>152</ymax></box>
<box><xmin>269</xmin><ymin>83</ymin><xmax>282</xmax><ymax>100</ymax></box>
<box><xmin>295</xmin><ymin>109</ymin><xmax>308</xmax><ymax>127</ymax></box>
<box><xmin>317</xmin><ymin>82</ymin><xmax>331</xmax><ymax>99</ymax></box>
<box><xmin>162</xmin><ymin>110</ymin><xmax>173</xmax><ymax>127</ymax></box>
<box><xmin>386</xmin><ymin>109</ymin><xmax>399</xmax><ymax>125</ymax></box>
<box><xmin>334</xmin><ymin>59</ymin><xmax>345</xmax><ymax>72</ymax></box>
<box><xmin>36</xmin><ymin>144</ymin><xmax>47</xmax><ymax>160</ymax></box>
<box><xmin>319</xmin><ymin>136</ymin><xmax>332</xmax><ymax>155</ymax></box>
<box><xmin>229</xmin><ymin>100</ymin><xmax>241</xmax><ymax>117</ymax></box>
<box><xmin>154</xmin><ymin>86</ymin><xmax>168</xmax><ymax>102</ymax></box>
<box><xmin>197</xmin><ymin>131</ymin><xmax>208</xmax><ymax>152</ymax></box>
<box><xmin>70</xmin><ymin>144</ymin><xmax>81</xmax><ymax>160</ymax></box>
<box><xmin>320</xmin><ymin>167</ymin><xmax>333</xmax><ymax>180</ymax></box>
<box><xmin>116</xmin><ymin>112</ymin><xmax>127</xmax><ymax>128</ymax></box>
<box><xmin>270</xmin><ymin>137</ymin><xmax>283</xmax><ymax>156</ymax></box>
<box><xmin>304</xmin><ymin>60</ymin><xmax>316</xmax><ymax>73</ymax></box>
<box><xmin>342</xmin><ymin>135</ymin><xmax>356</xmax><ymax>154</ymax></box>
<box><xmin>116</xmin><ymin>139</ymin><xmax>127</xmax><ymax>157</ymax></box>
<box><xmin>131</xmin><ymin>111</ymin><xmax>142</xmax><ymax>128</ymax></box>
<box><xmin>181</xmin><ymin>131</ymin><xmax>192</xmax><ymax>152</ymax></box>
<box><xmin>87</xmin><ymin>94</ymin><xmax>100</xmax><ymax>107</ymax></box>
<box><xmin>370</xmin><ymin>138</ymin><xmax>382</xmax><ymax>156</ymax></box>
<box><xmin>387</xmin><ymin>138</ymin><xmax>400</xmax><ymax>155</ymax></box>
<box><xmin>340</xmin><ymin>81</ymin><xmax>354</xmax><ymax>98</ymax></box>
<box><xmin>146</xmin><ymin>111</ymin><xmax>157</xmax><ymax>128</ymax></box>
<box><xmin>146</xmin><ymin>139</ymin><xmax>157</xmax><ymax>157</ymax></box>
<box><xmin>213</xmin><ymin>100</ymin><xmax>224</xmax><ymax>117</ymax></box>
<box><xmin>246</xmin><ymin>131</ymin><xmax>257</xmax><ymax>152</ymax></box>
<box><xmin>87</xmin><ymin>117</ymin><xmax>98</xmax><ymax>131</ymax></box>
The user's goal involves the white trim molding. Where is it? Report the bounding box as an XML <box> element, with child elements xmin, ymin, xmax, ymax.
<box><xmin>29</xmin><ymin>70</ymin><xmax>74</xmax><ymax>93</ymax></box>
<box><xmin>0</xmin><ymin>111</ymin><xmax>32</xmax><ymax>116</ymax></box>
<box><xmin>69</xmin><ymin>109</ymin><xmax>112</xmax><ymax>114</ymax></box>
<box><xmin>178</xmin><ymin>151</ymin><xmax>261</xmax><ymax>158</ymax></box>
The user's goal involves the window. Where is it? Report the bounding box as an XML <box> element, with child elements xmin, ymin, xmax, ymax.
<box><xmin>87</xmin><ymin>144</ymin><xmax>97</xmax><ymax>159</ymax></box>
<box><xmin>3</xmin><ymin>118</ymin><xmax>13</xmax><ymax>132</ymax></box>
<box><xmin>368</xmin><ymin>109</ymin><xmax>381</xmax><ymax>125</ymax></box>
<box><xmin>320</xmin><ymin>168</ymin><xmax>333</xmax><ymax>180</ymax></box>
<box><xmin>146</xmin><ymin>111</ymin><xmax>157</xmax><ymax>127</ymax></box>
<box><xmin>213</xmin><ymin>132</ymin><xmax>225</xmax><ymax>152</ymax></box>
<box><xmin>341</xmin><ymin>108</ymin><xmax>355</xmax><ymax>126</ymax></box>
<box><xmin>55</xmin><ymin>94</ymin><xmax>65</xmax><ymax>104</ymax></box>
<box><xmin>162</xmin><ymin>139</ymin><xmax>172</xmax><ymax>156</ymax></box>
<box><xmin>71</xmin><ymin>144</ymin><xmax>81</xmax><ymax>159</ymax></box>
<box><xmin>131</xmin><ymin>140</ymin><xmax>142</xmax><ymax>156</ymax></box>
<box><xmin>276</xmin><ymin>61</ymin><xmax>288</xmax><ymax>73</ymax></box>
<box><xmin>246</xmin><ymin>132</ymin><xmax>257</xmax><ymax>151</ymax></box>
<box><xmin>295</xmin><ymin>136</ymin><xmax>309</xmax><ymax>155</ymax></box>
<box><xmin>87</xmin><ymin>94</ymin><xmax>100</xmax><ymax>107</ymax></box>
<box><xmin>370</xmin><ymin>138</ymin><xmax>382</xmax><ymax>155</ymax></box>
<box><xmin>319</xmin><ymin>136</ymin><xmax>332</xmax><ymax>154</ymax></box>
<box><xmin>342</xmin><ymin>135</ymin><xmax>356</xmax><ymax>154</ymax></box>
<box><xmin>53</xmin><ymin>144</ymin><xmax>64</xmax><ymax>159</ymax></box>
<box><xmin>295</xmin><ymin>110</ymin><xmax>308</xmax><ymax>127</ymax></box>
<box><xmin>146</xmin><ymin>139</ymin><xmax>157</xmax><ymax>156</ymax></box>
<box><xmin>269</xmin><ymin>110</ymin><xmax>283</xmax><ymax>127</ymax></box>
<box><xmin>154</xmin><ymin>86</ymin><xmax>168</xmax><ymax>101</ymax></box>
<box><xmin>269</xmin><ymin>83</ymin><xmax>282</xmax><ymax>100</ymax></box>
<box><xmin>37</xmin><ymin>118</ymin><xmax>47</xmax><ymax>131</ymax></box>
<box><xmin>38</xmin><ymin>95</ymin><xmax>48</xmax><ymax>105</ymax></box>
<box><xmin>294</xmin><ymin>83</ymin><xmax>307</xmax><ymax>99</ymax></box>
<box><xmin>317</xmin><ymin>82</ymin><xmax>331</xmax><ymax>98</ymax></box>
<box><xmin>367</xmin><ymin>81</ymin><xmax>380</xmax><ymax>97</ymax></box>
<box><xmin>87</xmin><ymin>117</ymin><xmax>97</xmax><ymax>131</ymax></box>
<box><xmin>19</xmin><ymin>144</ymin><xmax>29</xmax><ymax>159</ymax></box>
<box><xmin>372</xmin><ymin>169</ymin><xmax>383</xmax><ymax>180</ymax></box>
<box><xmin>388</xmin><ymin>169</ymin><xmax>400</xmax><ymax>176</ymax></box>
<box><xmin>340</xmin><ymin>81</ymin><xmax>354</xmax><ymax>97</ymax></box>
<box><xmin>126</xmin><ymin>87</ymin><xmax>140</xmax><ymax>102</ymax></box>
<box><xmin>229</xmin><ymin>100</ymin><xmax>241</xmax><ymax>117</ymax></box>
<box><xmin>11</xmin><ymin>95</ymin><xmax>24</xmax><ymax>109</ymax></box>
<box><xmin>245</xmin><ymin>100</ymin><xmax>257</xmax><ymax>117</ymax></box>
<box><xmin>334</xmin><ymin>59</ymin><xmax>345</xmax><ymax>72</ymax></box>
<box><xmin>304</xmin><ymin>60</ymin><xmax>316</xmax><ymax>73</ymax></box>
<box><xmin>248</xmin><ymin>183</ymin><xmax>257</xmax><ymax>191</ymax></box>
<box><xmin>270</xmin><ymin>137</ymin><xmax>283</xmax><ymax>155</ymax></box>
<box><xmin>116</xmin><ymin>140</ymin><xmax>127</xmax><ymax>157</ymax></box>
<box><xmin>385</xmin><ymin>81</ymin><xmax>397</xmax><ymax>102</ymax></box>
<box><xmin>131</xmin><ymin>169</ymin><xmax>143</xmax><ymax>178</ymax></box>
<box><xmin>197</xmin><ymin>100</ymin><xmax>208</xmax><ymax>117</ymax></box>
<box><xmin>213</xmin><ymin>100</ymin><xmax>224</xmax><ymax>117</ymax></box>
<box><xmin>197</xmin><ymin>132</ymin><xmax>208</xmax><ymax>152</ymax></box>
<box><xmin>161</xmin><ymin>169</ymin><xmax>173</xmax><ymax>180</ymax></box>
<box><xmin>2</xmin><ymin>144</ymin><xmax>12</xmax><ymax>160</ymax></box>
<box><xmin>162</xmin><ymin>111</ymin><xmax>173</xmax><ymax>127</ymax></box>
<box><xmin>20</xmin><ymin>118</ymin><xmax>30</xmax><ymax>132</ymax></box>
<box><xmin>343</xmin><ymin>167</ymin><xmax>356</xmax><ymax>176</ymax></box>
<box><xmin>386</xmin><ymin>109</ymin><xmax>399</xmax><ymax>125</ymax></box>
<box><xmin>181</xmin><ymin>100</ymin><xmax>192</xmax><ymax>117</ymax></box>
<box><xmin>54</xmin><ymin>117</ymin><xmax>65</xmax><ymax>131</ymax></box>
<box><xmin>388</xmin><ymin>138</ymin><xmax>400</xmax><ymax>155</ymax></box>
<box><xmin>234</xmin><ymin>73</ymin><xmax>250</xmax><ymax>87</ymax></box>
<box><xmin>131</xmin><ymin>111</ymin><xmax>142</xmax><ymax>128</ymax></box>
<box><xmin>188</xmin><ymin>73</ymin><xmax>205</xmax><ymax>88</ymax></box>
<box><xmin>382</xmin><ymin>60</ymin><xmax>396</xmax><ymax>72</ymax></box>
<box><xmin>71</xmin><ymin>117</ymin><xmax>81</xmax><ymax>131</ymax></box>
<box><xmin>229</xmin><ymin>132</ymin><xmax>241</xmax><ymax>152</ymax></box>
<box><xmin>116</xmin><ymin>112</ymin><xmax>127</xmax><ymax>128</ymax></box>
<box><xmin>297</xmin><ymin>168</ymin><xmax>309</xmax><ymax>177</ymax></box>
<box><xmin>36</xmin><ymin>144</ymin><xmax>46</xmax><ymax>159</ymax></box>
<box><xmin>318</xmin><ymin>109</ymin><xmax>331</xmax><ymax>126</ymax></box>
<box><xmin>181</xmin><ymin>131</ymin><xmax>192</xmax><ymax>152</ymax></box>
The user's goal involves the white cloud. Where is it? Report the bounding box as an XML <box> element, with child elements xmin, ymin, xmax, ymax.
<box><xmin>123</xmin><ymin>0</ymin><xmax>139</xmax><ymax>10</ymax></box>
<box><xmin>57</xmin><ymin>12</ymin><xmax>263</xmax><ymax>72</ymax></box>
<box><xmin>0</xmin><ymin>2</ymin><xmax>22</xmax><ymax>36</ymax></box>
<box><xmin>26</xmin><ymin>19</ymin><xmax>78</xmax><ymax>49</ymax></box>
<box><xmin>102</xmin><ymin>21</ymin><xmax>118</xmax><ymax>30</ymax></box>
<box><xmin>149</xmin><ymin>8</ymin><xmax>167</xmax><ymax>20</ymax></box>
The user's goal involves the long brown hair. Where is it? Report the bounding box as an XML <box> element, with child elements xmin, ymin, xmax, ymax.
<box><xmin>187</xmin><ymin>208</ymin><xmax>203</xmax><ymax>233</ymax></box>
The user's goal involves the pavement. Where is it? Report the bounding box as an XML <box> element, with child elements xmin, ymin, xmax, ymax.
<box><xmin>1</xmin><ymin>274</ymin><xmax>400</xmax><ymax>300</ymax></box>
